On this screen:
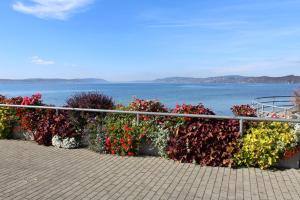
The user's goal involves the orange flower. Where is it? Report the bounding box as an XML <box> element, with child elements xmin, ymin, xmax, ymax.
<box><xmin>128</xmin><ymin>139</ymin><xmax>133</xmax><ymax>145</ymax></box>
<box><xmin>122</xmin><ymin>143</ymin><xmax>128</xmax><ymax>151</ymax></box>
<box><xmin>124</xmin><ymin>124</ymin><xmax>133</xmax><ymax>132</ymax></box>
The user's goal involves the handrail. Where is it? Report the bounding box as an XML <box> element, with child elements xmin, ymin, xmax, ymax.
<box><xmin>253</xmin><ymin>102</ymin><xmax>293</xmax><ymax>109</ymax></box>
<box><xmin>254</xmin><ymin>95</ymin><xmax>294</xmax><ymax>100</ymax></box>
<box><xmin>1</xmin><ymin>103</ymin><xmax>300</xmax><ymax>137</ymax></box>
<box><xmin>252</xmin><ymin>96</ymin><xmax>297</xmax><ymax>116</ymax></box>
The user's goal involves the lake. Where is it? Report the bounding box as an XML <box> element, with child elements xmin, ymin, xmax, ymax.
<box><xmin>0</xmin><ymin>82</ymin><xmax>299</xmax><ymax>115</ymax></box>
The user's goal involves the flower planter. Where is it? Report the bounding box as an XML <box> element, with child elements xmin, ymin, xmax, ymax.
<box><xmin>275</xmin><ymin>151</ymin><xmax>300</xmax><ymax>169</ymax></box>
<box><xmin>138</xmin><ymin>141</ymin><xmax>159</xmax><ymax>156</ymax></box>
<box><xmin>12</xmin><ymin>126</ymin><xmax>34</xmax><ymax>140</ymax></box>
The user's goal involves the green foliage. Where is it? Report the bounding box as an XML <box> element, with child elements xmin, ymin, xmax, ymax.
<box><xmin>85</xmin><ymin>116</ymin><xmax>106</xmax><ymax>152</ymax></box>
<box><xmin>234</xmin><ymin>122</ymin><xmax>297</xmax><ymax>169</ymax></box>
<box><xmin>146</xmin><ymin>124</ymin><xmax>170</xmax><ymax>157</ymax></box>
<box><xmin>104</xmin><ymin>112</ymin><xmax>141</xmax><ymax>156</ymax></box>
<box><xmin>0</xmin><ymin>107</ymin><xmax>18</xmax><ymax>139</ymax></box>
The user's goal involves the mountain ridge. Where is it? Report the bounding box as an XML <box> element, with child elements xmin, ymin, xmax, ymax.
<box><xmin>0</xmin><ymin>78</ymin><xmax>108</xmax><ymax>84</ymax></box>
<box><xmin>154</xmin><ymin>75</ymin><xmax>300</xmax><ymax>84</ymax></box>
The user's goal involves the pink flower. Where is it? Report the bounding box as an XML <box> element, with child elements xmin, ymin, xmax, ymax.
<box><xmin>21</xmin><ymin>97</ymin><xmax>30</xmax><ymax>105</ymax></box>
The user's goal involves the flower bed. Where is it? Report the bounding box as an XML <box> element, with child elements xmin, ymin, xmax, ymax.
<box><xmin>0</xmin><ymin>92</ymin><xmax>299</xmax><ymax>169</ymax></box>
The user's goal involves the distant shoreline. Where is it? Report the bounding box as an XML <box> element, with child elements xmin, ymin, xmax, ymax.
<box><xmin>1</xmin><ymin>75</ymin><xmax>300</xmax><ymax>84</ymax></box>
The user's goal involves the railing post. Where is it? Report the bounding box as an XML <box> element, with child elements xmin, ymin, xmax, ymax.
<box><xmin>284</xmin><ymin>109</ymin><xmax>287</xmax><ymax>118</ymax></box>
<box><xmin>136</xmin><ymin>113</ymin><xmax>140</xmax><ymax>125</ymax></box>
<box><xmin>239</xmin><ymin>119</ymin><xmax>243</xmax><ymax>137</ymax></box>
<box><xmin>56</xmin><ymin>109</ymin><xmax>59</xmax><ymax>115</ymax></box>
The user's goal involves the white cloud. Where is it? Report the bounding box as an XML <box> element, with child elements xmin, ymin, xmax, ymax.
<box><xmin>31</xmin><ymin>56</ymin><xmax>54</xmax><ymax>65</ymax></box>
<box><xmin>12</xmin><ymin>0</ymin><xmax>94</xmax><ymax>20</ymax></box>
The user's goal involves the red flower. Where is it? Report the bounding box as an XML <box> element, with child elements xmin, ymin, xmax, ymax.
<box><xmin>122</xmin><ymin>143</ymin><xmax>128</xmax><ymax>151</ymax></box>
<box><xmin>105</xmin><ymin>137</ymin><xmax>111</xmax><ymax>146</ymax></box>
<box><xmin>124</xmin><ymin>124</ymin><xmax>133</xmax><ymax>132</ymax></box>
<box><xmin>21</xmin><ymin>97</ymin><xmax>30</xmax><ymax>105</ymax></box>
<box><xmin>128</xmin><ymin>139</ymin><xmax>133</xmax><ymax>145</ymax></box>
<box><xmin>111</xmin><ymin>150</ymin><xmax>115</xmax><ymax>155</ymax></box>
<box><xmin>143</xmin><ymin>116</ymin><xmax>150</xmax><ymax>121</ymax></box>
<box><xmin>139</xmin><ymin>133</ymin><xmax>145</xmax><ymax>139</ymax></box>
<box><xmin>128</xmin><ymin>152</ymin><xmax>134</xmax><ymax>156</ymax></box>
<box><xmin>120</xmin><ymin>138</ymin><xmax>125</xmax><ymax>144</ymax></box>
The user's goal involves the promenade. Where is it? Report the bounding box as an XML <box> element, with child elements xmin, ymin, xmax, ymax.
<box><xmin>0</xmin><ymin>140</ymin><xmax>300</xmax><ymax>200</ymax></box>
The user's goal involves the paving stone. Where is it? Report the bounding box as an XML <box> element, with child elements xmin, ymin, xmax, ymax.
<box><xmin>0</xmin><ymin>140</ymin><xmax>300</xmax><ymax>200</ymax></box>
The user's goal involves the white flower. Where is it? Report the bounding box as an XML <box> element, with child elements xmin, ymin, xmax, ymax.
<box><xmin>52</xmin><ymin>135</ymin><xmax>62</xmax><ymax>148</ymax></box>
<box><xmin>62</xmin><ymin>137</ymin><xmax>78</xmax><ymax>149</ymax></box>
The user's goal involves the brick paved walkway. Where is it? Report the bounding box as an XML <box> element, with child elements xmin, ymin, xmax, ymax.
<box><xmin>0</xmin><ymin>140</ymin><xmax>300</xmax><ymax>200</ymax></box>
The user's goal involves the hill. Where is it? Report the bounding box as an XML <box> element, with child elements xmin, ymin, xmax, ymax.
<box><xmin>0</xmin><ymin>78</ymin><xmax>108</xmax><ymax>84</ymax></box>
<box><xmin>154</xmin><ymin>75</ymin><xmax>300</xmax><ymax>84</ymax></box>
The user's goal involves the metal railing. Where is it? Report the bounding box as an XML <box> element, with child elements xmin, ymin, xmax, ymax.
<box><xmin>1</xmin><ymin>103</ymin><xmax>300</xmax><ymax>137</ymax></box>
<box><xmin>252</xmin><ymin>96</ymin><xmax>296</xmax><ymax>117</ymax></box>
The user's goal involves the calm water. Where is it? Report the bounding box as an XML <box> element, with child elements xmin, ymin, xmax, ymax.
<box><xmin>0</xmin><ymin>83</ymin><xmax>298</xmax><ymax>115</ymax></box>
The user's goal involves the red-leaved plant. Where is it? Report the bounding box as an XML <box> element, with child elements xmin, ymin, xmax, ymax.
<box><xmin>282</xmin><ymin>147</ymin><xmax>300</xmax><ymax>160</ymax></box>
<box><xmin>15</xmin><ymin>93</ymin><xmax>45</xmax><ymax>132</ymax></box>
<box><xmin>167</xmin><ymin>104</ymin><xmax>240</xmax><ymax>167</ymax></box>
<box><xmin>66</xmin><ymin>92</ymin><xmax>114</xmax><ymax>132</ymax></box>
<box><xmin>34</xmin><ymin>110</ymin><xmax>76</xmax><ymax>146</ymax></box>
<box><xmin>231</xmin><ymin>104</ymin><xmax>257</xmax><ymax>117</ymax></box>
<box><xmin>129</xmin><ymin>98</ymin><xmax>168</xmax><ymax>122</ymax></box>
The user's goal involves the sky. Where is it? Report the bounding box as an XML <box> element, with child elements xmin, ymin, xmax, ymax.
<box><xmin>0</xmin><ymin>0</ymin><xmax>300</xmax><ymax>81</ymax></box>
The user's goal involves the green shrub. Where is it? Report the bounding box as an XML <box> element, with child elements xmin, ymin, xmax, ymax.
<box><xmin>85</xmin><ymin>116</ymin><xmax>106</xmax><ymax>152</ymax></box>
<box><xmin>146</xmin><ymin>124</ymin><xmax>170</xmax><ymax>157</ymax></box>
<box><xmin>104</xmin><ymin>100</ymin><xmax>169</xmax><ymax>157</ymax></box>
<box><xmin>234</xmin><ymin>122</ymin><xmax>298</xmax><ymax>169</ymax></box>
<box><xmin>0</xmin><ymin>107</ymin><xmax>18</xmax><ymax>139</ymax></box>
<box><xmin>104</xmin><ymin>112</ymin><xmax>141</xmax><ymax>156</ymax></box>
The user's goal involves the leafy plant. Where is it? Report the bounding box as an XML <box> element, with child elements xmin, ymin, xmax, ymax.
<box><xmin>167</xmin><ymin>104</ymin><xmax>240</xmax><ymax>166</ymax></box>
<box><xmin>129</xmin><ymin>98</ymin><xmax>168</xmax><ymax>122</ymax></box>
<box><xmin>104</xmin><ymin>112</ymin><xmax>142</xmax><ymax>156</ymax></box>
<box><xmin>14</xmin><ymin>93</ymin><xmax>45</xmax><ymax>132</ymax></box>
<box><xmin>231</xmin><ymin>105</ymin><xmax>257</xmax><ymax>117</ymax></box>
<box><xmin>0</xmin><ymin>95</ymin><xmax>6</xmax><ymax>103</ymax></box>
<box><xmin>0</xmin><ymin>107</ymin><xmax>18</xmax><ymax>139</ymax></box>
<box><xmin>128</xmin><ymin>98</ymin><xmax>170</xmax><ymax>156</ymax></box>
<box><xmin>62</xmin><ymin>137</ymin><xmax>78</xmax><ymax>149</ymax></box>
<box><xmin>282</xmin><ymin>124</ymin><xmax>300</xmax><ymax>159</ymax></box>
<box><xmin>234</xmin><ymin>122</ymin><xmax>298</xmax><ymax>169</ymax></box>
<box><xmin>66</xmin><ymin>92</ymin><xmax>114</xmax><ymax>133</ymax></box>
<box><xmin>0</xmin><ymin>96</ymin><xmax>19</xmax><ymax>139</ymax></box>
<box><xmin>85</xmin><ymin>116</ymin><xmax>106</xmax><ymax>152</ymax></box>
<box><xmin>34</xmin><ymin>110</ymin><xmax>76</xmax><ymax>146</ymax></box>
<box><xmin>146</xmin><ymin>125</ymin><xmax>170</xmax><ymax>157</ymax></box>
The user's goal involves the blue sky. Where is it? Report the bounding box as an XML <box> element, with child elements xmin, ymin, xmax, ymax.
<box><xmin>0</xmin><ymin>0</ymin><xmax>300</xmax><ymax>81</ymax></box>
